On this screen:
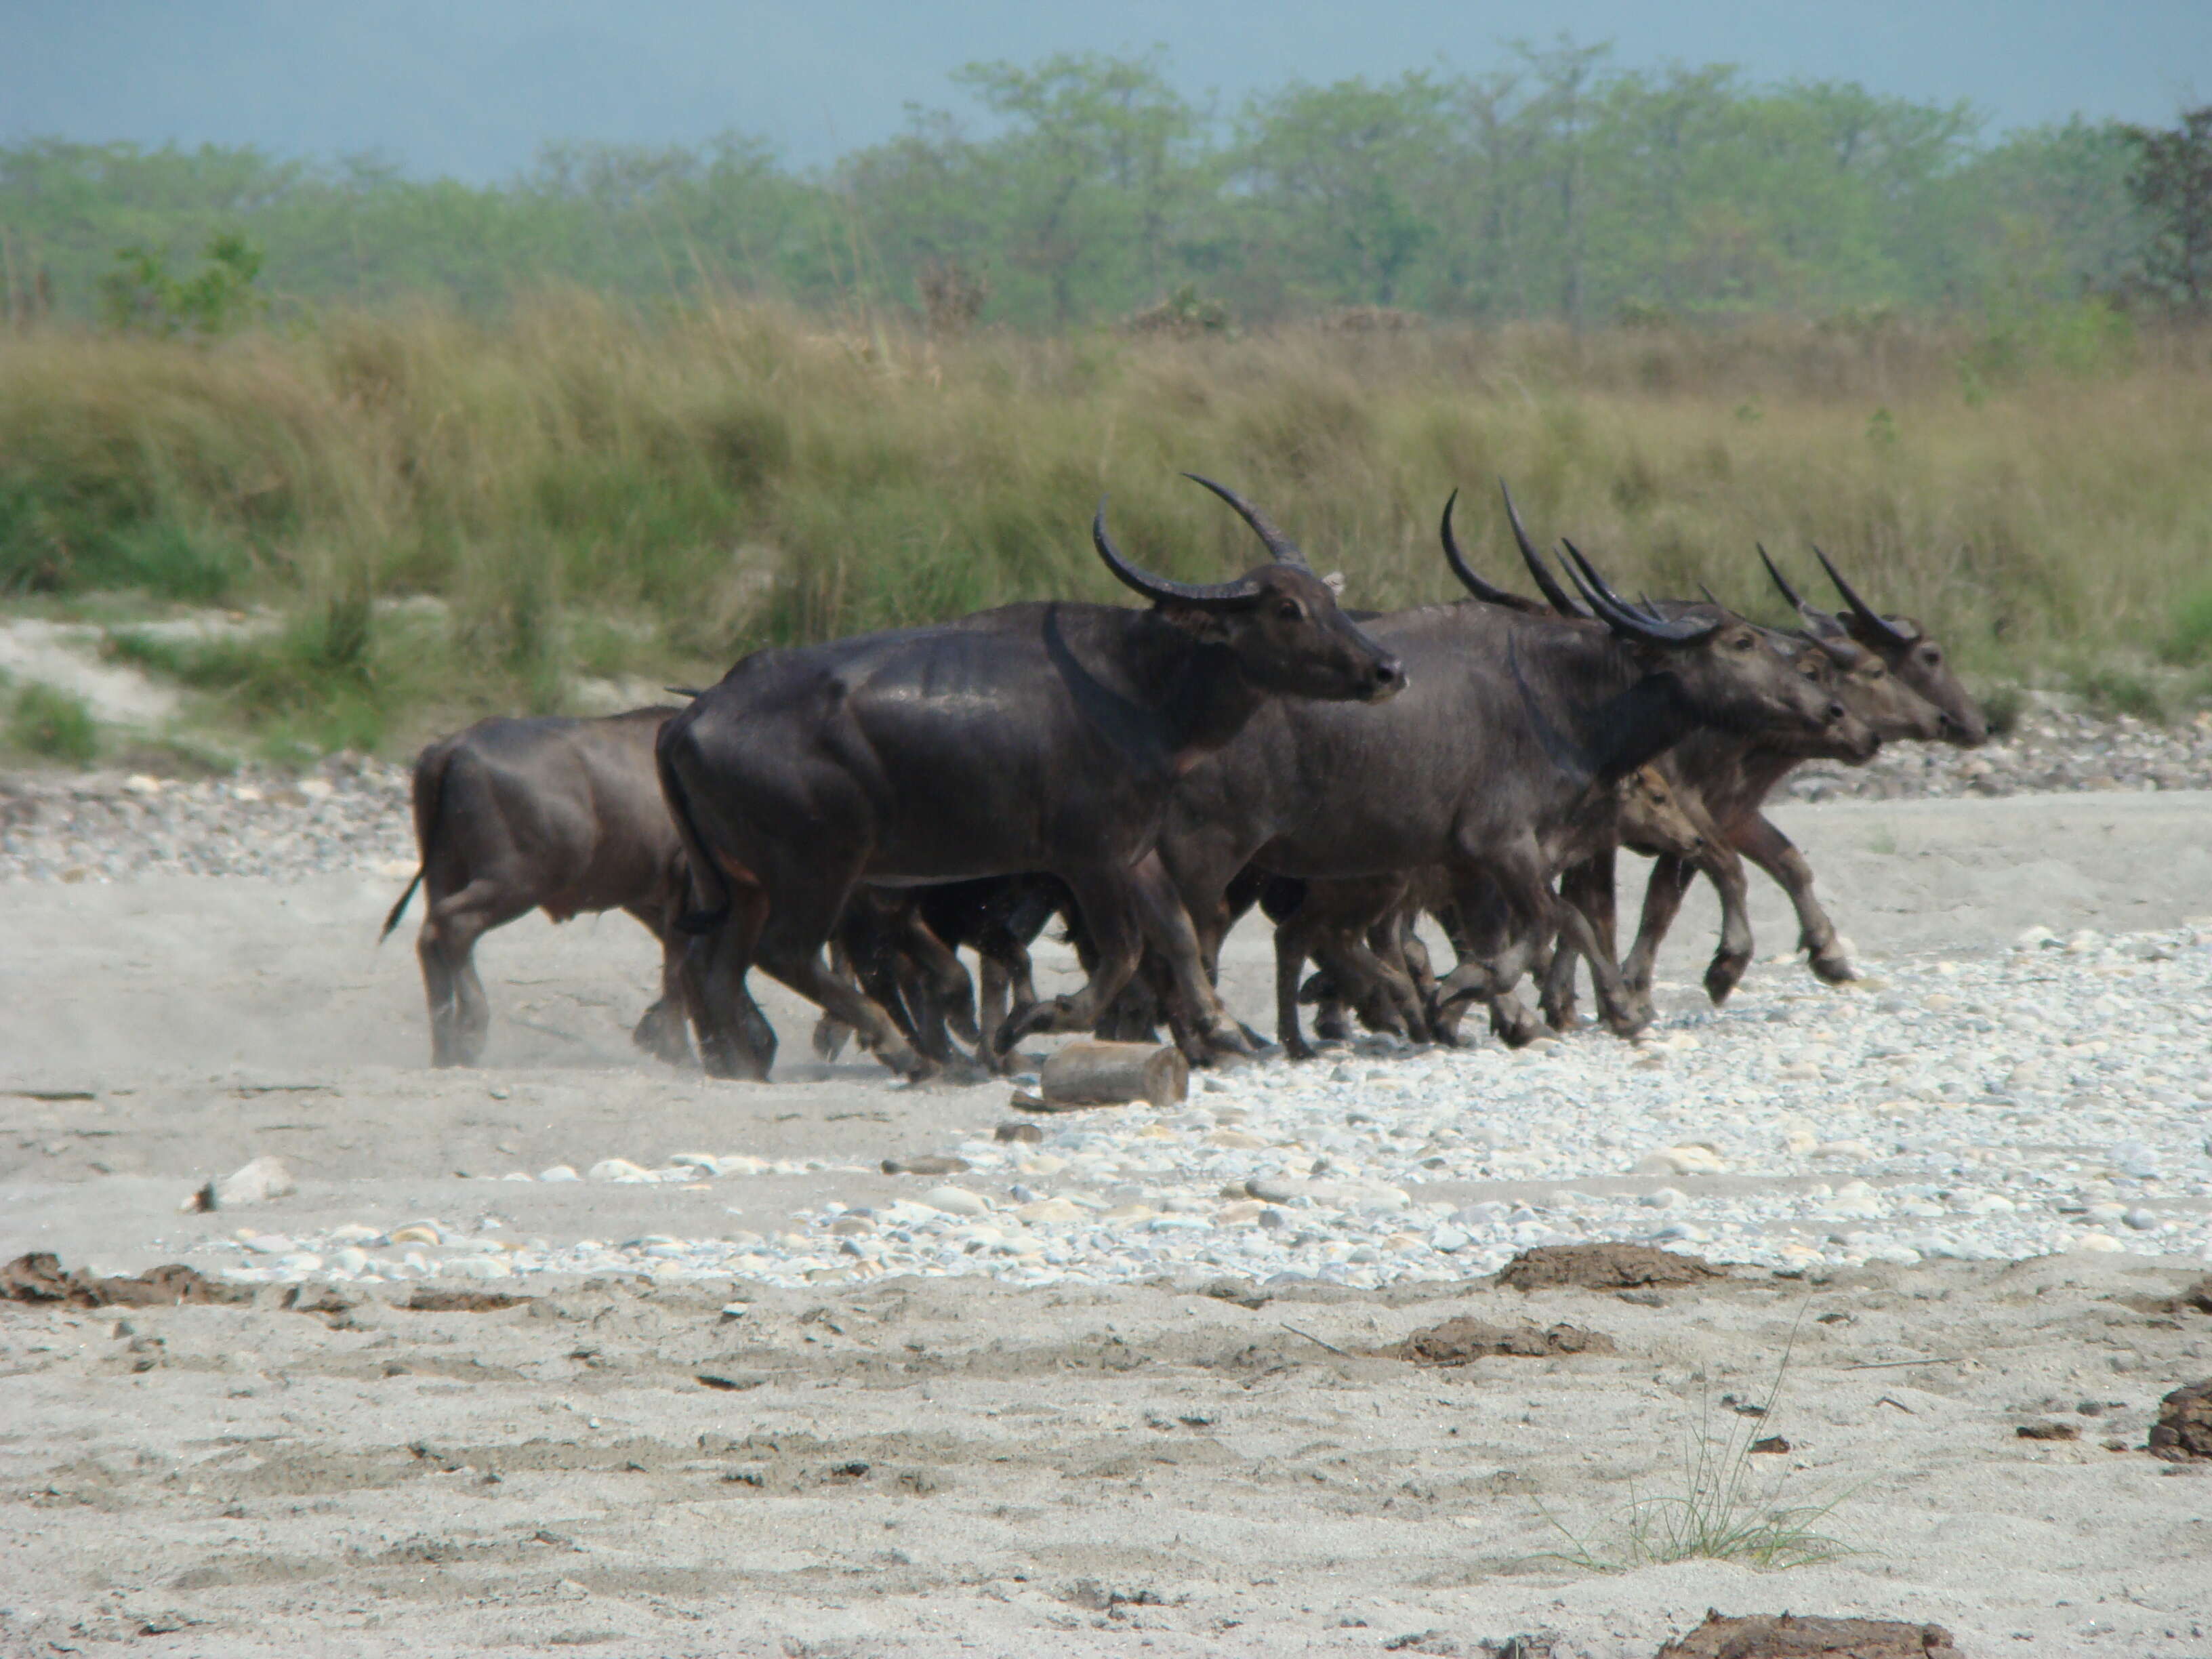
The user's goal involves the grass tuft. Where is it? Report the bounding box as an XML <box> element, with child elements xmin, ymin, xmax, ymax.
<box><xmin>7</xmin><ymin>682</ymin><xmax>100</xmax><ymax>763</ymax></box>
<box><xmin>1533</xmin><ymin>1305</ymin><xmax>1852</xmax><ymax>1573</ymax></box>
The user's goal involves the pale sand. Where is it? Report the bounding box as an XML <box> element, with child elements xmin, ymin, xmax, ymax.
<box><xmin>3</xmin><ymin>792</ymin><xmax>2211</xmax><ymax>1656</ymax></box>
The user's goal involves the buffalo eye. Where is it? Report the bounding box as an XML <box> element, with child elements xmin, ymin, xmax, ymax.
<box><xmin>1275</xmin><ymin>599</ymin><xmax>1305</xmax><ymax>622</ymax></box>
<box><xmin>1922</xmin><ymin>645</ymin><xmax>1942</xmax><ymax>665</ymax></box>
<box><xmin>1732</xmin><ymin>633</ymin><xmax>1754</xmax><ymax>651</ymax></box>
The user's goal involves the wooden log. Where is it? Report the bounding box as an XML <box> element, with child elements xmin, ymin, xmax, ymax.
<box><xmin>1036</xmin><ymin>1040</ymin><xmax>1189</xmax><ymax>1107</ymax></box>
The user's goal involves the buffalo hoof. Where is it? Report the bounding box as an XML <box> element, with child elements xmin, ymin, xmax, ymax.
<box><xmin>811</xmin><ymin>1015</ymin><xmax>852</xmax><ymax>1061</ymax></box>
<box><xmin>1541</xmin><ymin>996</ymin><xmax>1586</xmax><ymax>1032</ymax></box>
<box><xmin>1490</xmin><ymin>1000</ymin><xmax>1545</xmax><ymax>1049</ymax></box>
<box><xmin>698</xmin><ymin>1037</ymin><xmax>772</xmax><ymax>1082</ymax></box>
<box><xmin>1704</xmin><ymin>953</ymin><xmax>1750</xmax><ymax>1004</ymax></box>
<box><xmin>632</xmin><ymin>1004</ymin><xmax>695</xmax><ymax>1068</ymax></box>
<box><xmin>1809</xmin><ymin>949</ymin><xmax>1859</xmax><ymax>985</ymax></box>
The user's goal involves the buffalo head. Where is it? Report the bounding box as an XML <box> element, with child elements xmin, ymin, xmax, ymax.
<box><xmin>1094</xmin><ymin>475</ymin><xmax>1404</xmax><ymax>704</ymax></box>
<box><xmin>1556</xmin><ymin>539</ymin><xmax>1877</xmax><ymax>760</ymax></box>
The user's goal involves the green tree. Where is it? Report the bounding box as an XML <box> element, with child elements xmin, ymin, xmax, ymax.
<box><xmin>2128</xmin><ymin>105</ymin><xmax>2212</xmax><ymax>308</ymax></box>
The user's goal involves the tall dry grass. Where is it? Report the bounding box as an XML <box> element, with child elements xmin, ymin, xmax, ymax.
<box><xmin>3</xmin><ymin>294</ymin><xmax>2208</xmax><ymax>752</ymax></box>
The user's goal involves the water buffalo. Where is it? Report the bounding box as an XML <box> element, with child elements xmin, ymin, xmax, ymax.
<box><xmin>1617</xmin><ymin>549</ymin><xmax>1984</xmax><ymax>1001</ymax></box>
<box><xmin>382</xmin><ymin>708</ymin><xmax>691</xmax><ymax>1068</ymax></box>
<box><xmin>656</xmin><ymin>477</ymin><xmax>1404</xmax><ymax>1081</ymax></box>
<box><xmin>1146</xmin><ymin>487</ymin><xmax>1872</xmax><ymax>1048</ymax></box>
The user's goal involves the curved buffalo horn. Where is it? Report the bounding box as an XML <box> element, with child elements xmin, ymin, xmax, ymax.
<box><xmin>1182</xmin><ymin>473</ymin><xmax>1312</xmax><ymax>569</ymax></box>
<box><xmin>1559</xmin><ymin>539</ymin><xmax>1721</xmax><ymax>645</ymax></box>
<box><xmin>1761</xmin><ymin>543</ymin><xmax>1847</xmax><ymax>640</ymax></box>
<box><xmin>1696</xmin><ymin>581</ymin><xmax>1724</xmax><ymax>608</ymax></box>
<box><xmin>1092</xmin><ymin>499</ymin><xmax>1261</xmax><ymax>607</ymax></box>
<box><xmin>1757</xmin><ymin>543</ymin><xmax>1810</xmax><ymax>613</ymax></box>
<box><xmin>1813</xmin><ymin>545</ymin><xmax>1917</xmax><ymax>645</ymax></box>
<box><xmin>1439</xmin><ymin>489</ymin><xmax>1524</xmax><ymax>606</ymax></box>
<box><xmin>1498</xmin><ymin>479</ymin><xmax>1592</xmax><ymax>617</ymax></box>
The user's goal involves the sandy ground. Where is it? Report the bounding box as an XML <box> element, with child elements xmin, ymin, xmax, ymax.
<box><xmin>4</xmin><ymin>792</ymin><xmax>2212</xmax><ymax>1656</ymax></box>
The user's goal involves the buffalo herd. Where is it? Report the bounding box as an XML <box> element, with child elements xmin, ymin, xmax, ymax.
<box><xmin>382</xmin><ymin>478</ymin><xmax>1984</xmax><ymax>1080</ymax></box>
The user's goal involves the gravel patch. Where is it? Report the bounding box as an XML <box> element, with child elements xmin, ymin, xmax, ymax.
<box><xmin>1786</xmin><ymin>708</ymin><xmax>2212</xmax><ymax>802</ymax></box>
<box><xmin>0</xmin><ymin>754</ymin><xmax>413</xmax><ymax>883</ymax></box>
<box><xmin>5</xmin><ymin>710</ymin><xmax>2209</xmax><ymax>884</ymax></box>
<box><xmin>199</xmin><ymin>922</ymin><xmax>2212</xmax><ymax>1294</ymax></box>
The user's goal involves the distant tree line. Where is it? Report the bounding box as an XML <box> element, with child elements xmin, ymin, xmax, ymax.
<box><xmin>1</xmin><ymin>43</ymin><xmax>2205</xmax><ymax>333</ymax></box>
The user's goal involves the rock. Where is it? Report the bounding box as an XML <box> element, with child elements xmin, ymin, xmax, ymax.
<box><xmin>1654</xmin><ymin>1610</ymin><xmax>1957</xmax><ymax>1657</ymax></box>
<box><xmin>1748</xmin><ymin>1435</ymin><xmax>1790</xmax><ymax>1454</ymax></box>
<box><xmin>184</xmin><ymin>1155</ymin><xmax>295</xmax><ymax>1212</ymax></box>
<box><xmin>994</xmin><ymin>1122</ymin><xmax>1046</xmax><ymax>1144</ymax></box>
<box><xmin>2013</xmin><ymin>925</ymin><xmax>2058</xmax><ymax>950</ymax></box>
<box><xmin>388</xmin><ymin>1224</ymin><xmax>441</xmax><ymax>1246</ymax></box>
<box><xmin>1497</xmin><ymin>1243</ymin><xmax>1725</xmax><ymax>1292</ymax></box>
<box><xmin>1206</xmin><ymin>1128</ymin><xmax>1268</xmax><ymax>1149</ymax></box>
<box><xmin>586</xmin><ymin>1158</ymin><xmax>651</xmax><ymax>1181</ymax></box>
<box><xmin>1639</xmin><ymin>1187</ymin><xmax>1687</xmax><ymax>1209</ymax></box>
<box><xmin>882</xmin><ymin>1155</ymin><xmax>971</xmax><ymax>1176</ymax></box>
<box><xmin>2016</xmin><ymin>1420</ymin><xmax>2081</xmax><ymax>1441</ymax></box>
<box><xmin>1016</xmin><ymin>1198</ymin><xmax>1084</xmax><ymax>1225</ymax></box>
<box><xmin>1633</xmin><ymin>1144</ymin><xmax>1727</xmax><ymax>1176</ymax></box>
<box><xmin>921</xmin><ymin>1186</ymin><xmax>989</xmax><ymax>1216</ymax></box>
<box><xmin>1246</xmin><ymin>1174</ymin><xmax>1309</xmax><ymax>1204</ymax></box>
<box><xmin>2147</xmin><ymin>1379</ymin><xmax>2212</xmax><ymax>1462</ymax></box>
<box><xmin>537</xmin><ymin>1165</ymin><xmax>580</xmax><ymax>1183</ymax></box>
<box><xmin>665</xmin><ymin>1152</ymin><xmax>722</xmax><ymax>1174</ymax></box>
<box><xmin>2123</xmin><ymin>1206</ymin><xmax>2159</xmax><ymax>1231</ymax></box>
<box><xmin>2175</xmin><ymin>1277</ymin><xmax>2212</xmax><ymax>1316</ymax></box>
<box><xmin>1380</xmin><ymin>1317</ymin><xmax>1615</xmax><ymax>1364</ymax></box>
<box><xmin>1040</xmin><ymin>1040</ymin><xmax>1189</xmax><ymax>1107</ymax></box>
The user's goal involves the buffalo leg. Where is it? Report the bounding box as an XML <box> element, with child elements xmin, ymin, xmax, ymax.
<box><xmin>680</xmin><ymin>882</ymin><xmax>777</xmax><ymax>1081</ymax></box>
<box><xmin>1732</xmin><ymin>811</ymin><xmax>1854</xmax><ymax>986</ymax></box>
<box><xmin>417</xmin><ymin>878</ymin><xmax>530</xmax><ymax>1067</ymax></box>
<box><xmin>625</xmin><ymin>903</ymin><xmax>696</xmax><ymax>1067</ymax></box>
<box><xmin>1128</xmin><ymin>853</ymin><xmax>1255</xmax><ymax>1060</ymax></box>
<box><xmin>1621</xmin><ymin>855</ymin><xmax>1696</xmax><ymax>1000</ymax></box>
<box><xmin>750</xmin><ymin>882</ymin><xmax>932</xmax><ymax>1079</ymax></box>
<box><xmin>998</xmin><ymin>862</ymin><xmax>1175</xmax><ymax>1057</ymax></box>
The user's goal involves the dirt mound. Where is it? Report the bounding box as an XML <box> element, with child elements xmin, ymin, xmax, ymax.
<box><xmin>1654</xmin><ymin>1610</ymin><xmax>1957</xmax><ymax>1657</ymax></box>
<box><xmin>2147</xmin><ymin>1379</ymin><xmax>2212</xmax><ymax>1462</ymax></box>
<box><xmin>1496</xmin><ymin>1243</ymin><xmax>1725</xmax><ymax>1292</ymax></box>
<box><xmin>1382</xmin><ymin>1317</ymin><xmax>1615</xmax><ymax>1365</ymax></box>
<box><xmin>404</xmin><ymin>1288</ymin><xmax>532</xmax><ymax>1313</ymax></box>
<box><xmin>0</xmin><ymin>1251</ymin><xmax>247</xmax><ymax>1308</ymax></box>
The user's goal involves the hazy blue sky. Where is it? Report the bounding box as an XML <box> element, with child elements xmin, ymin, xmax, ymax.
<box><xmin>6</xmin><ymin>1</ymin><xmax>2207</xmax><ymax>179</ymax></box>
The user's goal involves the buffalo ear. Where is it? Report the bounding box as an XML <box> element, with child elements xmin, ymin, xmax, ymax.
<box><xmin>1322</xmin><ymin>571</ymin><xmax>1347</xmax><ymax>596</ymax></box>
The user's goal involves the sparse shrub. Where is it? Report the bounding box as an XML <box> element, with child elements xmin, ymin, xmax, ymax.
<box><xmin>1124</xmin><ymin>283</ymin><xmax>1231</xmax><ymax>337</ymax></box>
<box><xmin>99</xmin><ymin>233</ymin><xmax>269</xmax><ymax>339</ymax></box>
<box><xmin>2163</xmin><ymin>585</ymin><xmax>2212</xmax><ymax>663</ymax></box>
<box><xmin>2071</xmin><ymin>664</ymin><xmax>2167</xmax><ymax>722</ymax></box>
<box><xmin>8</xmin><ymin>682</ymin><xmax>98</xmax><ymax>762</ymax></box>
<box><xmin>1974</xmin><ymin>682</ymin><xmax>2026</xmax><ymax>737</ymax></box>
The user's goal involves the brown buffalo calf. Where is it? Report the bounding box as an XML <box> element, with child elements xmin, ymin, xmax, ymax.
<box><xmin>382</xmin><ymin>707</ymin><xmax>692</xmax><ymax>1068</ymax></box>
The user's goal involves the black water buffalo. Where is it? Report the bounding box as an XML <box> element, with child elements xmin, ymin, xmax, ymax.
<box><xmin>656</xmin><ymin>477</ymin><xmax>1404</xmax><ymax>1080</ymax></box>
<box><xmin>382</xmin><ymin>708</ymin><xmax>691</xmax><ymax>1068</ymax></box>
<box><xmin>1617</xmin><ymin>549</ymin><xmax>1985</xmax><ymax>1001</ymax></box>
<box><xmin>1146</xmin><ymin>486</ymin><xmax>1873</xmax><ymax>1046</ymax></box>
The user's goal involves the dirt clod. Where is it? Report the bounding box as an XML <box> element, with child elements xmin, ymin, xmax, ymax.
<box><xmin>2175</xmin><ymin>1277</ymin><xmax>2212</xmax><ymax>1315</ymax></box>
<box><xmin>1380</xmin><ymin>1317</ymin><xmax>1615</xmax><ymax>1365</ymax></box>
<box><xmin>403</xmin><ymin>1287</ymin><xmax>531</xmax><ymax>1313</ymax></box>
<box><xmin>2016</xmin><ymin>1419</ymin><xmax>2081</xmax><ymax>1441</ymax></box>
<box><xmin>1654</xmin><ymin>1609</ymin><xmax>1957</xmax><ymax>1657</ymax></box>
<box><xmin>1</xmin><ymin>1252</ymin><xmax>247</xmax><ymax>1309</ymax></box>
<box><xmin>1496</xmin><ymin>1243</ymin><xmax>1725</xmax><ymax>1292</ymax></box>
<box><xmin>994</xmin><ymin>1122</ymin><xmax>1045</xmax><ymax>1143</ymax></box>
<box><xmin>1748</xmin><ymin>1435</ymin><xmax>1790</xmax><ymax>1454</ymax></box>
<box><xmin>2146</xmin><ymin>1379</ymin><xmax>2212</xmax><ymax>1462</ymax></box>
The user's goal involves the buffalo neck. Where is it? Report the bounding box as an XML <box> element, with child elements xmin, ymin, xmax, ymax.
<box><xmin>1046</xmin><ymin>605</ymin><xmax>1267</xmax><ymax>774</ymax></box>
<box><xmin>1514</xmin><ymin>624</ymin><xmax>1700</xmax><ymax>787</ymax></box>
